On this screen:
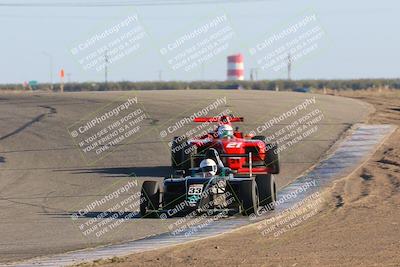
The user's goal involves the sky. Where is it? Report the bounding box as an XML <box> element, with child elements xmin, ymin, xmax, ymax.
<box><xmin>0</xmin><ymin>0</ymin><xmax>399</xmax><ymax>83</ymax></box>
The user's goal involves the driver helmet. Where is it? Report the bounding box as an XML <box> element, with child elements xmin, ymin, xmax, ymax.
<box><xmin>200</xmin><ymin>159</ymin><xmax>217</xmax><ymax>176</ymax></box>
<box><xmin>218</xmin><ymin>124</ymin><xmax>234</xmax><ymax>139</ymax></box>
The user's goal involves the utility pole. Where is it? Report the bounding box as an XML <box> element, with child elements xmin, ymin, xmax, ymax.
<box><xmin>250</xmin><ymin>68</ymin><xmax>258</xmax><ymax>81</ymax></box>
<box><xmin>158</xmin><ymin>70</ymin><xmax>162</xmax><ymax>81</ymax></box>
<box><xmin>287</xmin><ymin>53</ymin><xmax>292</xmax><ymax>80</ymax></box>
<box><xmin>104</xmin><ymin>50</ymin><xmax>108</xmax><ymax>88</ymax></box>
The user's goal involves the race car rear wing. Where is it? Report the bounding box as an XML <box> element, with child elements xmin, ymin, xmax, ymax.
<box><xmin>193</xmin><ymin>116</ymin><xmax>244</xmax><ymax>123</ymax></box>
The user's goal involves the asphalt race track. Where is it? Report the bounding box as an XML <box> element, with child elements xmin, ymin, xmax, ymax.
<box><xmin>0</xmin><ymin>90</ymin><xmax>373</xmax><ymax>263</ymax></box>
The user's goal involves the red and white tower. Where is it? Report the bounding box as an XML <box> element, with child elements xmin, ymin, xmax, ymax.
<box><xmin>227</xmin><ymin>54</ymin><xmax>244</xmax><ymax>81</ymax></box>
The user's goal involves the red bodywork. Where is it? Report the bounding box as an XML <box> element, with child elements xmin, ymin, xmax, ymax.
<box><xmin>188</xmin><ymin>115</ymin><xmax>271</xmax><ymax>174</ymax></box>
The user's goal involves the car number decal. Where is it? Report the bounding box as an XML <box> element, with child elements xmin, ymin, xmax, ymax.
<box><xmin>188</xmin><ymin>184</ymin><xmax>203</xmax><ymax>195</ymax></box>
<box><xmin>226</xmin><ymin>142</ymin><xmax>241</xmax><ymax>148</ymax></box>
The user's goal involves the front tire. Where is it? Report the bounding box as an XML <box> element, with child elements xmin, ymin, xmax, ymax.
<box><xmin>252</xmin><ymin>136</ymin><xmax>280</xmax><ymax>174</ymax></box>
<box><xmin>265</xmin><ymin>143</ymin><xmax>280</xmax><ymax>174</ymax></box>
<box><xmin>240</xmin><ymin>180</ymin><xmax>259</xmax><ymax>216</ymax></box>
<box><xmin>140</xmin><ymin>181</ymin><xmax>160</xmax><ymax>217</ymax></box>
<box><xmin>256</xmin><ymin>174</ymin><xmax>277</xmax><ymax>209</ymax></box>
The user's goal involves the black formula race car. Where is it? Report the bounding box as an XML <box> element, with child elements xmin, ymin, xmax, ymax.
<box><xmin>140</xmin><ymin>149</ymin><xmax>277</xmax><ymax>217</ymax></box>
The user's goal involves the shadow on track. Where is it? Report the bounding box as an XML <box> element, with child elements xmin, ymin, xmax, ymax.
<box><xmin>55</xmin><ymin>166</ymin><xmax>173</xmax><ymax>178</ymax></box>
<box><xmin>44</xmin><ymin>211</ymin><xmax>142</xmax><ymax>220</ymax></box>
<box><xmin>0</xmin><ymin>105</ymin><xmax>56</xmax><ymax>141</ymax></box>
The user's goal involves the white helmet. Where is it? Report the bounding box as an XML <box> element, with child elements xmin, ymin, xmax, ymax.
<box><xmin>200</xmin><ymin>159</ymin><xmax>217</xmax><ymax>176</ymax></box>
<box><xmin>218</xmin><ymin>125</ymin><xmax>233</xmax><ymax>139</ymax></box>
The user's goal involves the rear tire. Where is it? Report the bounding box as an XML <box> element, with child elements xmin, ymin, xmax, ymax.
<box><xmin>240</xmin><ymin>180</ymin><xmax>259</xmax><ymax>216</ymax></box>
<box><xmin>171</xmin><ymin>137</ymin><xmax>193</xmax><ymax>173</ymax></box>
<box><xmin>252</xmin><ymin>136</ymin><xmax>280</xmax><ymax>174</ymax></box>
<box><xmin>171</xmin><ymin>137</ymin><xmax>180</xmax><ymax>169</ymax></box>
<box><xmin>140</xmin><ymin>181</ymin><xmax>160</xmax><ymax>217</ymax></box>
<box><xmin>265</xmin><ymin>143</ymin><xmax>280</xmax><ymax>174</ymax></box>
<box><xmin>256</xmin><ymin>174</ymin><xmax>277</xmax><ymax>209</ymax></box>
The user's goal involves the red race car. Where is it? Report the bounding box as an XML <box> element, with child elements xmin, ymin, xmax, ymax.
<box><xmin>171</xmin><ymin>115</ymin><xmax>280</xmax><ymax>176</ymax></box>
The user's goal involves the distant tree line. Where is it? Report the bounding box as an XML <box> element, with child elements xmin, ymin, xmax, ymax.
<box><xmin>1</xmin><ymin>79</ymin><xmax>399</xmax><ymax>92</ymax></box>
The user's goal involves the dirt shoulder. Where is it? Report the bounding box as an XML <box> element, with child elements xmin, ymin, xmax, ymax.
<box><xmin>91</xmin><ymin>90</ymin><xmax>400</xmax><ymax>267</ymax></box>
